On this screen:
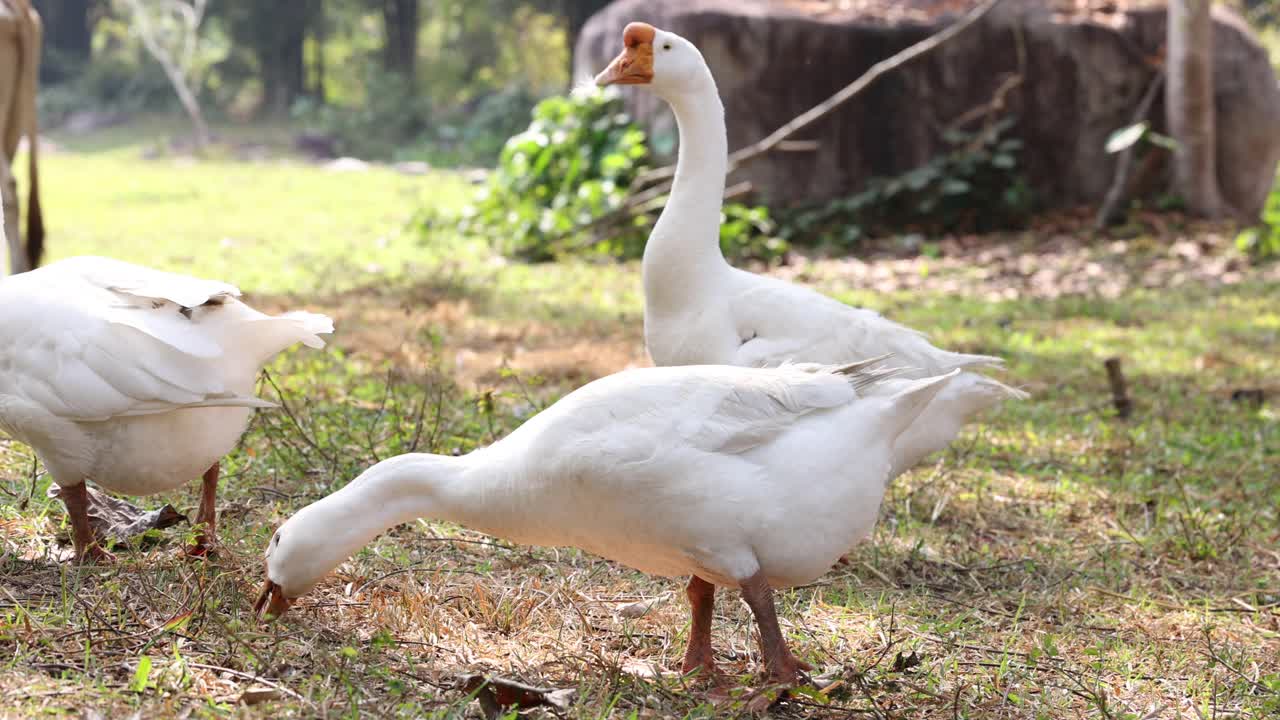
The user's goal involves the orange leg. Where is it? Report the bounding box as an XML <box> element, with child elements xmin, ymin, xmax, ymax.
<box><xmin>59</xmin><ymin>482</ymin><xmax>115</xmax><ymax>564</ymax></box>
<box><xmin>681</xmin><ymin>575</ymin><xmax>718</xmax><ymax>678</ymax></box>
<box><xmin>183</xmin><ymin>463</ymin><xmax>219</xmax><ymax>557</ymax></box>
<box><xmin>739</xmin><ymin>570</ymin><xmax>812</xmax><ymax>711</ymax></box>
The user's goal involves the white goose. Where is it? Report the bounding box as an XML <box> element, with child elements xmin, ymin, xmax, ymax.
<box><xmin>595</xmin><ymin>23</ymin><xmax>1025</xmax><ymax>477</ymax></box>
<box><xmin>0</xmin><ymin>256</ymin><xmax>333</xmax><ymax>561</ymax></box>
<box><xmin>256</xmin><ymin>360</ymin><xmax>958</xmax><ymax>707</ymax></box>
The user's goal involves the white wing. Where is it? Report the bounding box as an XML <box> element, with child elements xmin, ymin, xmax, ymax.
<box><xmin>0</xmin><ymin>258</ymin><xmax>283</xmax><ymax>422</ymax></box>
<box><xmin>726</xmin><ymin>272</ymin><xmax>1002</xmax><ymax>375</ymax></box>
<box><xmin>529</xmin><ymin>364</ymin><xmax>866</xmax><ymax>476</ymax></box>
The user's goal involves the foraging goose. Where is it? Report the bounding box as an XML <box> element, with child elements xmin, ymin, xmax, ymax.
<box><xmin>0</xmin><ymin>256</ymin><xmax>332</xmax><ymax>561</ymax></box>
<box><xmin>595</xmin><ymin>23</ymin><xmax>1025</xmax><ymax>476</ymax></box>
<box><xmin>256</xmin><ymin>359</ymin><xmax>959</xmax><ymax>708</ymax></box>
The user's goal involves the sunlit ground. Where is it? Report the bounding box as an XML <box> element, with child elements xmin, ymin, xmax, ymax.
<box><xmin>1</xmin><ymin>120</ymin><xmax>1276</xmax><ymax>718</ymax></box>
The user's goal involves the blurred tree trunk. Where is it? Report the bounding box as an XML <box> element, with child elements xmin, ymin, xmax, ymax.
<box><xmin>34</xmin><ymin>0</ymin><xmax>94</xmax><ymax>82</ymax></box>
<box><xmin>1166</xmin><ymin>0</ymin><xmax>1224</xmax><ymax>217</ymax></box>
<box><xmin>122</xmin><ymin>0</ymin><xmax>210</xmax><ymax>151</ymax></box>
<box><xmin>260</xmin><ymin>2</ymin><xmax>318</xmax><ymax>116</ymax></box>
<box><xmin>310</xmin><ymin>0</ymin><xmax>326</xmax><ymax>103</ymax></box>
<box><xmin>561</xmin><ymin>0</ymin><xmax>609</xmax><ymax>65</ymax></box>
<box><xmin>381</xmin><ymin>0</ymin><xmax>418</xmax><ymax>79</ymax></box>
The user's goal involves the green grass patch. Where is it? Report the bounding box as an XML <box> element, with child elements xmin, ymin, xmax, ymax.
<box><xmin>1</xmin><ymin>123</ymin><xmax>1277</xmax><ymax>718</ymax></box>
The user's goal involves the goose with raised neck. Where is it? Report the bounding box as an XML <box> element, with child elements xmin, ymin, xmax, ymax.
<box><xmin>642</xmin><ymin>80</ymin><xmax>731</xmax><ymax>312</ymax></box>
<box><xmin>596</xmin><ymin>22</ymin><xmax>1026</xmax><ymax>477</ymax></box>
<box><xmin>257</xmin><ymin>360</ymin><xmax>960</xmax><ymax>708</ymax></box>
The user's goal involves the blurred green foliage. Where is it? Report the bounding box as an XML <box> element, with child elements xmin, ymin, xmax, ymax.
<box><xmin>440</xmin><ymin>89</ymin><xmax>785</xmax><ymax>264</ymax></box>
<box><xmin>1236</xmin><ymin>179</ymin><xmax>1280</xmax><ymax>261</ymax></box>
<box><xmin>781</xmin><ymin>117</ymin><xmax>1035</xmax><ymax>249</ymax></box>
<box><xmin>40</xmin><ymin>0</ymin><xmax>576</xmax><ymax>164</ymax></box>
<box><xmin>456</xmin><ymin>89</ymin><xmax>649</xmax><ymax>261</ymax></box>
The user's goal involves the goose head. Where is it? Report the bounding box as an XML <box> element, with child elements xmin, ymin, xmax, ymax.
<box><xmin>254</xmin><ymin>453</ymin><xmax>473</xmax><ymax>621</ymax></box>
<box><xmin>254</xmin><ymin>525</ymin><xmax>306</xmax><ymax>620</ymax></box>
<box><xmin>596</xmin><ymin>22</ymin><xmax>713</xmax><ymax>98</ymax></box>
<box><xmin>254</xmin><ymin>498</ymin><xmax>358</xmax><ymax>620</ymax></box>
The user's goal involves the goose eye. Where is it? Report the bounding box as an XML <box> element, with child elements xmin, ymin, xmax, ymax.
<box><xmin>662</xmin><ymin>43</ymin><xmax>672</xmax><ymax>51</ymax></box>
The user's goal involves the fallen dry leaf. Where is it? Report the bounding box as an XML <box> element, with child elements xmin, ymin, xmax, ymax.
<box><xmin>47</xmin><ymin>484</ymin><xmax>186</xmax><ymax>545</ymax></box>
<box><xmin>237</xmin><ymin>686</ymin><xmax>283</xmax><ymax>706</ymax></box>
<box><xmin>456</xmin><ymin>674</ymin><xmax>576</xmax><ymax>719</ymax></box>
<box><xmin>616</xmin><ymin>593</ymin><xmax>670</xmax><ymax>619</ymax></box>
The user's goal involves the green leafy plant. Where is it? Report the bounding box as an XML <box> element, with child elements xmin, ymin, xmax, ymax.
<box><xmin>1236</xmin><ymin>177</ymin><xmax>1280</xmax><ymax>261</ymax></box>
<box><xmin>130</xmin><ymin>656</ymin><xmax>153</xmax><ymax>693</ymax></box>
<box><xmin>720</xmin><ymin>204</ymin><xmax>787</xmax><ymax>262</ymax></box>
<box><xmin>432</xmin><ymin>87</ymin><xmax>543</xmax><ymax>166</ymax></box>
<box><xmin>446</xmin><ymin>88</ymin><xmax>785</xmax><ymax>263</ymax></box>
<box><xmin>455</xmin><ymin>88</ymin><xmax>648</xmax><ymax>261</ymax></box>
<box><xmin>779</xmin><ymin>116</ymin><xmax>1035</xmax><ymax>248</ymax></box>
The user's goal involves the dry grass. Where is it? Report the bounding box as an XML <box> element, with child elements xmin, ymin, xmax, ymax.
<box><xmin>2</xmin><ymin>161</ymin><xmax>1278</xmax><ymax>717</ymax></box>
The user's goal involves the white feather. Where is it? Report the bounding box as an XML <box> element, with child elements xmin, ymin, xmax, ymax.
<box><xmin>265</xmin><ymin>363</ymin><xmax>960</xmax><ymax>601</ymax></box>
<box><xmin>0</xmin><ymin>256</ymin><xmax>332</xmax><ymax>497</ymax></box>
<box><xmin>627</xmin><ymin>28</ymin><xmax>1026</xmax><ymax>476</ymax></box>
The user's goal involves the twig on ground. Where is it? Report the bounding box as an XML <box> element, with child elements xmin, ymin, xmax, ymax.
<box><xmin>1203</xmin><ymin>629</ymin><xmax>1276</xmax><ymax>696</ymax></box>
<box><xmin>408</xmin><ymin>383</ymin><xmax>444</xmax><ymax>454</ymax></box>
<box><xmin>260</xmin><ymin>369</ymin><xmax>337</xmax><ymax>467</ymax></box>
<box><xmin>1088</xmin><ymin>585</ymin><xmax>1277</xmax><ymax>616</ymax></box>
<box><xmin>187</xmin><ymin>661</ymin><xmax>310</xmax><ymax>704</ymax></box>
<box><xmin>363</xmin><ymin>366</ymin><xmax>397</xmax><ymax>463</ymax></box>
<box><xmin>1104</xmin><ymin>357</ymin><xmax>1132</xmax><ymax>419</ymax></box>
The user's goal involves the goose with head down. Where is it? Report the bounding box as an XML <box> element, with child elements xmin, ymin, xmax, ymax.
<box><xmin>595</xmin><ymin>22</ymin><xmax>1026</xmax><ymax>478</ymax></box>
<box><xmin>256</xmin><ymin>358</ymin><xmax>960</xmax><ymax>709</ymax></box>
<box><xmin>0</xmin><ymin>256</ymin><xmax>333</xmax><ymax>561</ymax></box>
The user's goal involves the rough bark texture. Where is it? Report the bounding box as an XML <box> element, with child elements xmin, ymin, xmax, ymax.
<box><xmin>1166</xmin><ymin>0</ymin><xmax>1222</xmax><ymax>217</ymax></box>
<box><xmin>575</xmin><ymin>0</ymin><xmax>1280</xmax><ymax>219</ymax></box>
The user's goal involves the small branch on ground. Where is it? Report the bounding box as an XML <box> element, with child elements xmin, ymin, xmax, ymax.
<box><xmin>260</xmin><ymin>369</ymin><xmax>337</xmax><ymax>468</ymax></box>
<box><xmin>1104</xmin><ymin>357</ymin><xmax>1132</xmax><ymax>419</ymax></box>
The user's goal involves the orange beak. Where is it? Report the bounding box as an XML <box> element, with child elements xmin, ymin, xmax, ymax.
<box><xmin>595</xmin><ymin>22</ymin><xmax>656</xmax><ymax>86</ymax></box>
<box><xmin>253</xmin><ymin>578</ymin><xmax>294</xmax><ymax>621</ymax></box>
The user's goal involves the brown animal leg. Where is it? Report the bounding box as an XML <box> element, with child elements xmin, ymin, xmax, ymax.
<box><xmin>59</xmin><ymin>482</ymin><xmax>115</xmax><ymax>563</ymax></box>
<box><xmin>681</xmin><ymin>575</ymin><xmax>718</xmax><ymax>678</ymax></box>
<box><xmin>183</xmin><ymin>463</ymin><xmax>220</xmax><ymax>557</ymax></box>
<box><xmin>739</xmin><ymin>570</ymin><xmax>811</xmax><ymax>711</ymax></box>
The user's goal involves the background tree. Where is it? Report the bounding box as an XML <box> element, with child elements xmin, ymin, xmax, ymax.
<box><xmin>1166</xmin><ymin>0</ymin><xmax>1225</xmax><ymax>217</ymax></box>
<box><xmin>212</xmin><ymin>2</ymin><xmax>321</xmax><ymax>116</ymax></box>
<box><xmin>378</xmin><ymin>0</ymin><xmax>417</xmax><ymax>80</ymax></box>
<box><xmin>33</xmin><ymin>0</ymin><xmax>96</xmax><ymax>81</ymax></box>
<box><xmin>553</xmin><ymin>0</ymin><xmax>609</xmax><ymax>66</ymax></box>
<box><xmin>120</xmin><ymin>0</ymin><xmax>211</xmax><ymax>150</ymax></box>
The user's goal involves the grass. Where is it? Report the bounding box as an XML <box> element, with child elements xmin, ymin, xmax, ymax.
<box><xmin>38</xmin><ymin>132</ymin><xmax>471</xmax><ymax>296</ymax></box>
<box><xmin>1</xmin><ymin>120</ymin><xmax>1278</xmax><ymax>718</ymax></box>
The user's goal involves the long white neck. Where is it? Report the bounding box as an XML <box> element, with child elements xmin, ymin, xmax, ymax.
<box><xmin>288</xmin><ymin>450</ymin><xmax>533</xmax><ymax>581</ymax></box>
<box><xmin>642</xmin><ymin>80</ymin><xmax>732</xmax><ymax>313</ymax></box>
